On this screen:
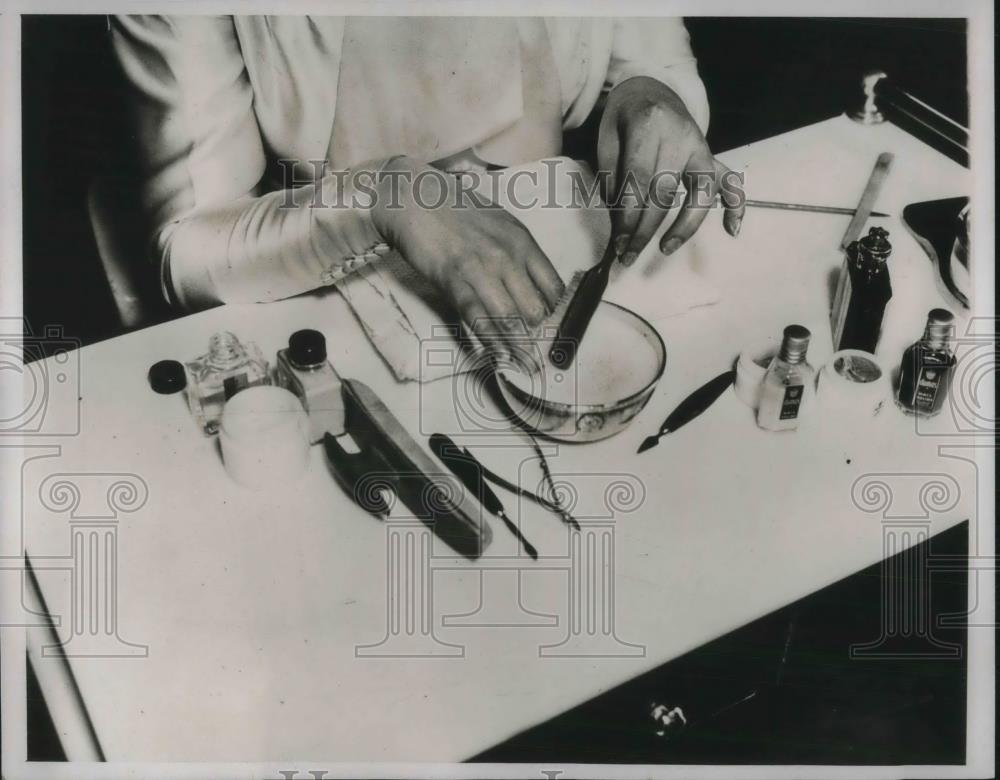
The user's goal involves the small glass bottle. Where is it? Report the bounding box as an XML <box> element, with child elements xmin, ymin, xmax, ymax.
<box><xmin>185</xmin><ymin>331</ymin><xmax>270</xmax><ymax>434</ymax></box>
<box><xmin>756</xmin><ymin>325</ymin><xmax>816</xmax><ymax>432</ymax></box>
<box><xmin>275</xmin><ymin>329</ymin><xmax>345</xmax><ymax>442</ymax></box>
<box><xmin>895</xmin><ymin>309</ymin><xmax>956</xmax><ymax>417</ymax></box>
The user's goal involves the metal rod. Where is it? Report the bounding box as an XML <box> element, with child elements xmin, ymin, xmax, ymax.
<box><xmin>743</xmin><ymin>199</ymin><xmax>890</xmax><ymax>217</ymax></box>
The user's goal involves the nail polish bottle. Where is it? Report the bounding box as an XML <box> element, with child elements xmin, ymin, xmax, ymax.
<box><xmin>275</xmin><ymin>329</ymin><xmax>345</xmax><ymax>441</ymax></box>
<box><xmin>756</xmin><ymin>325</ymin><xmax>816</xmax><ymax>432</ymax></box>
<box><xmin>895</xmin><ymin>309</ymin><xmax>956</xmax><ymax>418</ymax></box>
<box><xmin>831</xmin><ymin>226</ymin><xmax>894</xmax><ymax>352</ymax></box>
<box><xmin>185</xmin><ymin>331</ymin><xmax>270</xmax><ymax>434</ymax></box>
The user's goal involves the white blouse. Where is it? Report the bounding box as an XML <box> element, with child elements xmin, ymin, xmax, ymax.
<box><xmin>110</xmin><ymin>16</ymin><xmax>709</xmax><ymax>309</ymax></box>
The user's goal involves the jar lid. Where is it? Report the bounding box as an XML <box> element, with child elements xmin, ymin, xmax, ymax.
<box><xmin>289</xmin><ymin>329</ymin><xmax>327</xmax><ymax>367</ymax></box>
<box><xmin>148</xmin><ymin>360</ymin><xmax>187</xmax><ymax>394</ymax></box>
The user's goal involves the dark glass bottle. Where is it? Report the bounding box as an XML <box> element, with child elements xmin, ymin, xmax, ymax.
<box><xmin>896</xmin><ymin>309</ymin><xmax>956</xmax><ymax>417</ymax></box>
<box><xmin>832</xmin><ymin>226</ymin><xmax>894</xmax><ymax>352</ymax></box>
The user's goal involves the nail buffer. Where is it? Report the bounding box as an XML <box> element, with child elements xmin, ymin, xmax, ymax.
<box><xmin>323</xmin><ymin>379</ymin><xmax>493</xmax><ymax>559</ymax></box>
<box><xmin>547</xmin><ymin>237</ymin><xmax>619</xmax><ymax>370</ymax></box>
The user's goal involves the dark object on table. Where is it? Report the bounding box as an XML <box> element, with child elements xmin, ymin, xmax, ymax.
<box><xmin>147</xmin><ymin>359</ymin><xmax>186</xmax><ymax>394</ymax></box>
<box><xmin>548</xmin><ymin>237</ymin><xmax>619</xmax><ymax>370</ymax></box>
<box><xmin>831</xmin><ymin>227</ymin><xmax>894</xmax><ymax>353</ymax></box>
<box><xmin>903</xmin><ymin>196</ymin><xmax>971</xmax><ymax>310</ymax></box>
<box><xmin>323</xmin><ymin>433</ymin><xmax>391</xmax><ymax>519</ymax></box>
<box><xmin>325</xmin><ymin>380</ymin><xmax>492</xmax><ymax>559</ymax></box>
<box><xmin>637</xmin><ymin>370</ymin><xmax>736</xmax><ymax>454</ymax></box>
<box><xmin>848</xmin><ymin>71</ymin><xmax>969</xmax><ymax>168</ymax></box>
<box><xmin>895</xmin><ymin>308</ymin><xmax>957</xmax><ymax>418</ymax></box>
<box><xmin>429</xmin><ymin>433</ymin><xmax>539</xmax><ymax>559</ymax></box>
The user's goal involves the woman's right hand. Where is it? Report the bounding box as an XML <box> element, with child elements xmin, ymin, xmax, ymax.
<box><xmin>369</xmin><ymin>157</ymin><xmax>565</xmax><ymax>342</ymax></box>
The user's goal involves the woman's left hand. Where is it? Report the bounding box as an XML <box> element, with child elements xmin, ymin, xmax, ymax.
<box><xmin>597</xmin><ymin>76</ymin><xmax>745</xmax><ymax>266</ymax></box>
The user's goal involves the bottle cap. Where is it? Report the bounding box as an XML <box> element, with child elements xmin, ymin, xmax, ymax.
<box><xmin>148</xmin><ymin>360</ymin><xmax>187</xmax><ymax>394</ymax></box>
<box><xmin>858</xmin><ymin>226</ymin><xmax>892</xmax><ymax>263</ymax></box>
<box><xmin>925</xmin><ymin>308</ymin><xmax>955</xmax><ymax>348</ymax></box>
<box><xmin>288</xmin><ymin>329</ymin><xmax>327</xmax><ymax>367</ymax></box>
<box><xmin>780</xmin><ymin>325</ymin><xmax>811</xmax><ymax>363</ymax></box>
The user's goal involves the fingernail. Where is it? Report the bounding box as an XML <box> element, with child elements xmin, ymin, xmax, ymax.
<box><xmin>733</xmin><ymin>216</ymin><xmax>743</xmax><ymax>237</ymax></box>
<box><xmin>661</xmin><ymin>237</ymin><xmax>684</xmax><ymax>256</ymax></box>
<box><xmin>614</xmin><ymin>234</ymin><xmax>631</xmax><ymax>256</ymax></box>
<box><xmin>621</xmin><ymin>250</ymin><xmax>638</xmax><ymax>267</ymax></box>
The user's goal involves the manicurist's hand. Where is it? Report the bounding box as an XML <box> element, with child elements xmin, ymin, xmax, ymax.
<box><xmin>370</xmin><ymin>157</ymin><xmax>564</xmax><ymax>344</ymax></box>
<box><xmin>597</xmin><ymin>76</ymin><xmax>745</xmax><ymax>266</ymax></box>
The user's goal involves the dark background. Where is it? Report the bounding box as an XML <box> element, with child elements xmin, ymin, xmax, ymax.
<box><xmin>21</xmin><ymin>16</ymin><xmax>968</xmax><ymax>350</ymax></box>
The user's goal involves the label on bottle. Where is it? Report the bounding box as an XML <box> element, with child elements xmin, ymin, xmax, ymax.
<box><xmin>779</xmin><ymin>384</ymin><xmax>805</xmax><ymax>420</ymax></box>
<box><xmin>223</xmin><ymin>373</ymin><xmax>249</xmax><ymax>401</ymax></box>
<box><xmin>913</xmin><ymin>367</ymin><xmax>942</xmax><ymax>412</ymax></box>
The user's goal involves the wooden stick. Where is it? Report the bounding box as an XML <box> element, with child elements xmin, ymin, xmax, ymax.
<box><xmin>839</xmin><ymin>152</ymin><xmax>895</xmax><ymax>250</ymax></box>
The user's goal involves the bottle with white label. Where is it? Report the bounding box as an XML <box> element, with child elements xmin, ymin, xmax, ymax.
<box><xmin>756</xmin><ymin>325</ymin><xmax>816</xmax><ymax>432</ymax></box>
<box><xmin>895</xmin><ymin>309</ymin><xmax>956</xmax><ymax>417</ymax></box>
<box><xmin>275</xmin><ymin>329</ymin><xmax>346</xmax><ymax>442</ymax></box>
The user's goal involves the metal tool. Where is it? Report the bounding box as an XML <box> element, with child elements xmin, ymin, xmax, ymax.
<box><xmin>429</xmin><ymin>434</ymin><xmax>539</xmax><ymax>559</ymax></box>
<box><xmin>323</xmin><ymin>379</ymin><xmax>492</xmax><ymax>559</ymax></box>
<box><xmin>741</xmin><ymin>199</ymin><xmax>888</xmax><ymax>217</ymax></box>
<box><xmin>528</xmin><ymin>434</ymin><xmax>580</xmax><ymax>530</ymax></box>
<box><xmin>637</xmin><ymin>370</ymin><xmax>736</xmax><ymax>454</ymax></box>
<box><xmin>547</xmin><ymin>237</ymin><xmax>619</xmax><ymax>370</ymax></box>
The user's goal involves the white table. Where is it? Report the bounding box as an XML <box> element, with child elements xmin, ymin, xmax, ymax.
<box><xmin>22</xmin><ymin>115</ymin><xmax>976</xmax><ymax>763</ymax></box>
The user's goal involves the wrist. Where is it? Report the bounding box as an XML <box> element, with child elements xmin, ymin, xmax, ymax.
<box><xmin>609</xmin><ymin>75</ymin><xmax>691</xmax><ymax>120</ymax></box>
<box><xmin>370</xmin><ymin>154</ymin><xmax>420</xmax><ymax>241</ymax></box>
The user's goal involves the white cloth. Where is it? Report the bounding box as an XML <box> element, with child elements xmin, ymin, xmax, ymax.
<box><xmin>110</xmin><ymin>16</ymin><xmax>709</xmax><ymax>308</ymax></box>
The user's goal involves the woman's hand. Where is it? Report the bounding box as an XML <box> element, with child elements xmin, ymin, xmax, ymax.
<box><xmin>597</xmin><ymin>76</ymin><xmax>745</xmax><ymax>266</ymax></box>
<box><xmin>370</xmin><ymin>157</ymin><xmax>564</xmax><ymax>342</ymax></box>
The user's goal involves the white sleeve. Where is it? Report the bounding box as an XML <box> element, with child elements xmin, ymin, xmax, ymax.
<box><xmin>110</xmin><ymin>15</ymin><xmax>386</xmax><ymax>310</ymax></box>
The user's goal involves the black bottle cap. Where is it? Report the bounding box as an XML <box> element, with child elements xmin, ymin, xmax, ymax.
<box><xmin>148</xmin><ymin>360</ymin><xmax>186</xmax><ymax>394</ymax></box>
<box><xmin>859</xmin><ymin>226</ymin><xmax>892</xmax><ymax>262</ymax></box>
<box><xmin>288</xmin><ymin>329</ymin><xmax>327</xmax><ymax>367</ymax></box>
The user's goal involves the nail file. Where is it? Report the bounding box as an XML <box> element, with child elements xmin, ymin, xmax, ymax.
<box><xmin>839</xmin><ymin>152</ymin><xmax>895</xmax><ymax>251</ymax></box>
<box><xmin>547</xmin><ymin>237</ymin><xmax>619</xmax><ymax>370</ymax></box>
